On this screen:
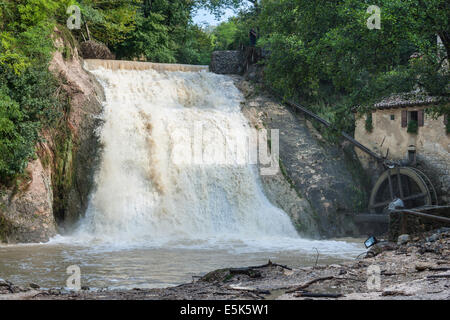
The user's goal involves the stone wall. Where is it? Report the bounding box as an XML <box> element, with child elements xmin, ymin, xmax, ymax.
<box><xmin>210</xmin><ymin>51</ymin><xmax>244</xmax><ymax>75</ymax></box>
<box><xmin>355</xmin><ymin>106</ymin><xmax>450</xmax><ymax>203</ymax></box>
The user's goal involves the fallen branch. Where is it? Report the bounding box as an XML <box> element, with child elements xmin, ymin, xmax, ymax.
<box><xmin>382</xmin><ymin>290</ymin><xmax>411</xmax><ymax>297</ymax></box>
<box><xmin>427</xmin><ymin>274</ymin><xmax>450</xmax><ymax>279</ymax></box>
<box><xmin>429</xmin><ymin>267</ymin><xmax>450</xmax><ymax>272</ymax></box>
<box><xmin>335</xmin><ymin>277</ymin><xmax>365</xmax><ymax>282</ymax></box>
<box><xmin>294</xmin><ymin>292</ymin><xmax>343</xmax><ymax>298</ymax></box>
<box><xmin>248</xmin><ymin>260</ymin><xmax>293</xmax><ymax>271</ymax></box>
<box><xmin>285</xmin><ymin>276</ymin><xmax>334</xmax><ymax>293</ymax></box>
<box><xmin>229</xmin><ymin>268</ymin><xmax>262</xmax><ymax>278</ymax></box>
<box><xmin>314</xmin><ymin>248</ymin><xmax>319</xmax><ymax>268</ymax></box>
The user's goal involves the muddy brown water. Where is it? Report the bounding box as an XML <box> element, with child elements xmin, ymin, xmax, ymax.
<box><xmin>0</xmin><ymin>238</ymin><xmax>365</xmax><ymax>290</ymax></box>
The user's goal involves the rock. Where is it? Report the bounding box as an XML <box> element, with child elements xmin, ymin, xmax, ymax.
<box><xmin>0</xmin><ymin>279</ymin><xmax>10</xmax><ymax>287</ymax></box>
<box><xmin>397</xmin><ymin>234</ymin><xmax>410</xmax><ymax>245</ymax></box>
<box><xmin>80</xmin><ymin>40</ymin><xmax>115</xmax><ymax>60</ymax></box>
<box><xmin>382</xmin><ymin>290</ymin><xmax>411</xmax><ymax>296</ymax></box>
<box><xmin>0</xmin><ymin>159</ymin><xmax>57</xmax><ymax>243</ymax></box>
<box><xmin>367</xmin><ymin>245</ymin><xmax>383</xmax><ymax>257</ymax></box>
<box><xmin>29</xmin><ymin>283</ymin><xmax>40</xmax><ymax>289</ymax></box>
<box><xmin>407</xmin><ymin>246</ymin><xmax>417</xmax><ymax>253</ymax></box>
<box><xmin>415</xmin><ymin>262</ymin><xmax>434</xmax><ymax>271</ymax></box>
<box><xmin>245</xmin><ymin>64</ymin><xmax>264</xmax><ymax>83</ymax></box>
<box><xmin>235</xmin><ymin>77</ymin><xmax>365</xmax><ymax>237</ymax></box>
<box><xmin>426</xmin><ymin>233</ymin><xmax>440</xmax><ymax>242</ymax></box>
<box><xmin>0</xmin><ymin>30</ymin><xmax>104</xmax><ymax>243</ymax></box>
<box><xmin>210</xmin><ymin>51</ymin><xmax>244</xmax><ymax>74</ymax></box>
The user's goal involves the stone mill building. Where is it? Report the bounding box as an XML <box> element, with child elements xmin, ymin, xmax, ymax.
<box><xmin>355</xmin><ymin>94</ymin><xmax>449</xmax><ymax>204</ymax></box>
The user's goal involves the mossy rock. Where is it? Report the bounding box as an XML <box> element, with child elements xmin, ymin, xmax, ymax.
<box><xmin>0</xmin><ymin>212</ymin><xmax>14</xmax><ymax>243</ymax></box>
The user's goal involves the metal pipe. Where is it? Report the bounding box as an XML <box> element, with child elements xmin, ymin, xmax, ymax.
<box><xmin>392</xmin><ymin>209</ymin><xmax>450</xmax><ymax>224</ymax></box>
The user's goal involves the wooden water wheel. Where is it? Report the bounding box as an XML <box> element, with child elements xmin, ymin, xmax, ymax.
<box><xmin>369</xmin><ymin>167</ymin><xmax>438</xmax><ymax>214</ymax></box>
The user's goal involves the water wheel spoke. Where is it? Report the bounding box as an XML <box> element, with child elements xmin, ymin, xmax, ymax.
<box><xmin>370</xmin><ymin>192</ymin><xmax>427</xmax><ymax>209</ymax></box>
<box><xmin>397</xmin><ymin>168</ymin><xmax>404</xmax><ymax>199</ymax></box>
<box><xmin>402</xmin><ymin>192</ymin><xmax>427</xmax><ymax>202</ymax></box>
<box><xmin>387</xmin><ymin>169</ymin><xmax>395</xmax><ymax>200</ymax></box>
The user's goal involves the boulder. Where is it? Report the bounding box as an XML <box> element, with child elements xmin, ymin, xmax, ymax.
<box><xmin>397</xmin><ymin>234</ymin><xmax>411</xmax><ymax>245</ymax></box>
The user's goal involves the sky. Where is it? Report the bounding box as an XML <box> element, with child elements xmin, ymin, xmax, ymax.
<box><xmin>192</xmin><ymin>8</ymin><xmax>237</xmax><ymax>27</ymax></box>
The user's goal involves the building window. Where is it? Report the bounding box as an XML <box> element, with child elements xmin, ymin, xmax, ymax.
<box><xmin>407</xmin><ymin>111</ymin><xmax>418</xmax><ymax>134</ymax></box>
<box><xmin>408</xmin><ymin>111</ymin><xmax>418</xmax><ymax>122</ymax></box>
<box><xmin>390</xmin><ymin>114</ymin><xmax>395</xmax><ymax>120</ymax></box>
<box><xmin>401</xmin><ymin>109</ymin><xmax>424</xmax><ymax>133</ymax></box>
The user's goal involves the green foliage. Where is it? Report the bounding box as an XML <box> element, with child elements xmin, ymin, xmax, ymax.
<box><xmin>0</xmin><ymin>0</ymin><xmax>68</xmax><ymax>184</ymax></box>
<box><xmin>365</xmin><ymin>113</ymin><xmax>373</xmax><ymax>133</ymax></box>
<box><xmin>212</xmin><ymin>20</ymin><xmax>238</xmax><ymax>50</ymax></box>
<box><xmin>115</xmin><ymin>11</ymin><xmax>175</xmax><ymax>63</ymax></box>
<box><xmin>78</xmin><ymin>0</ymin><xmax>141</xmax><ymax>47</ymax></box>
<box><xmin>78</xmin><ymin>0</ymin><xmax>217</xmax><ymax>65</ymax></box>
<box><xmin>176</xmin><ymin>25</ymin><xmax>214</xmax><ymax>65</ymax></box>
<box><xmin>212</xmin><ymin>7</ymin><xmax>259</xmax><ymax>50</ymax></box>
<box><xmin>255</xmin><ymin>0</ymin><xmax>449</xmax><ymax>131</ymax></box>
<box><xmin>0</xmin><ymin>0</ymin><xmax>248</xmax><ymax>184</ymax></box>
<box><xmin>0</xmin><ymin>64</ymin><xmax>63</xmax><ymax>184</ymax></box>
<box><xmin>407</xmin><ymin>119</ymin><xmax>419</xmax><ymax>134</ymax></box>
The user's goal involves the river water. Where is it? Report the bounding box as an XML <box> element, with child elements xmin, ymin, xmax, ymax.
<box><xmin>0</xmin><ymin>237</ymin><xmax>364</xmax><ymax>290</ymax></box>
<box><xmin>0</xmin><ymin>63</ymin><xmax>365</xmax><ymax>290</ymax></box>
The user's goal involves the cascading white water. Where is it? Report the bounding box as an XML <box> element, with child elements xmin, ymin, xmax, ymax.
<box><xmin>74</xmin><ymin>65</ymin><xmax>299</xmax><ymax>244</ymax></box>
<box><xmin>0</xmin><ymin>63</ymin><xmax>365</xmax><ymax>290</ymax></box>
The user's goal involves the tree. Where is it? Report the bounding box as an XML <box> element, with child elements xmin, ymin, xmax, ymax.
<box><xmin>257</xmin><ymin>0</ymin><xmax>449</xmax><ymax>131</ymax></box>
<box><xmin>0</xmin><ymin>0</ymin><xmax>69</xmax><ymax>183</ymax></box>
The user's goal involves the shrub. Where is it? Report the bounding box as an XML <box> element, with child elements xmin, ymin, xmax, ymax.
<box><xmin>407</xmin><ymin>119</ymin><xmax>419</xmax><ymax>134</ymax></box>
<box><xmin>365</xmin><ymin>113</ymin><xmax>373</xmax><ymax>133</ymax></box>
<box><xmin>0</xmin><ymin>64</ymin><xmax>63</xmax><ymax>184</ymax></box>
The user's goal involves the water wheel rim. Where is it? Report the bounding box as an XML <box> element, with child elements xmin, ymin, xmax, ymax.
<box><xmin>369</xmin><ymin>167</ymin><xmax>432</xmax><ymax>213</ymax></box>
<box><xmin>408</xmin><ymin>167</ymin><xmax>438</xmax><ymax>206</ymax></box>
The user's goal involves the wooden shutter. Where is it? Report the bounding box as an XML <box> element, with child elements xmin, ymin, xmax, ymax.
<box><xmin>401</xmin><ymin>110</ymin><xmax>408</xmax><ymax>128</ymax></box>
<box><xmin>418</xmin><ymin>110</ymin><xmax>424</xmax><ymax>127</ymax></box>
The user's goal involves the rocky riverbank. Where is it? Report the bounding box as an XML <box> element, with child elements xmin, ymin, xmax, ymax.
<box><xmin>1</xmin><ymin>228</ymin><xmax>448</xmax><ymax>300</ymax></box>
<box><xmin>0</xmin><ymin>28</ymin><xmax>104</xmax><ymax>243</ymax></box>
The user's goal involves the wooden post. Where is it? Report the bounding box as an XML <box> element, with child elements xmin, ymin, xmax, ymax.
<box><xmin>397</xmin><ymin>167</ymin><xmax>404</xmax><ymax>199</ymax></box>
<box><xmin>387</xmin><ymin>169</ymin><xmax>395</xmax><ymax>200</ymax></box>
<box><xmin>400</xmin><ymin>211</ymin><xmax>407</xmax><ymax>235</ymax></box>
<box><xmin>85</xmin><ymin>22</ymin><xmax>91</xmax><ymax>41</ymax></box>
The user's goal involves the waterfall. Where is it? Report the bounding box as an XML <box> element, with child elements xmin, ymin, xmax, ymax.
<box><xmin>75</xmin><ymin>62</ymin><xmax>299</xmax><ymax>244</ymax></box>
